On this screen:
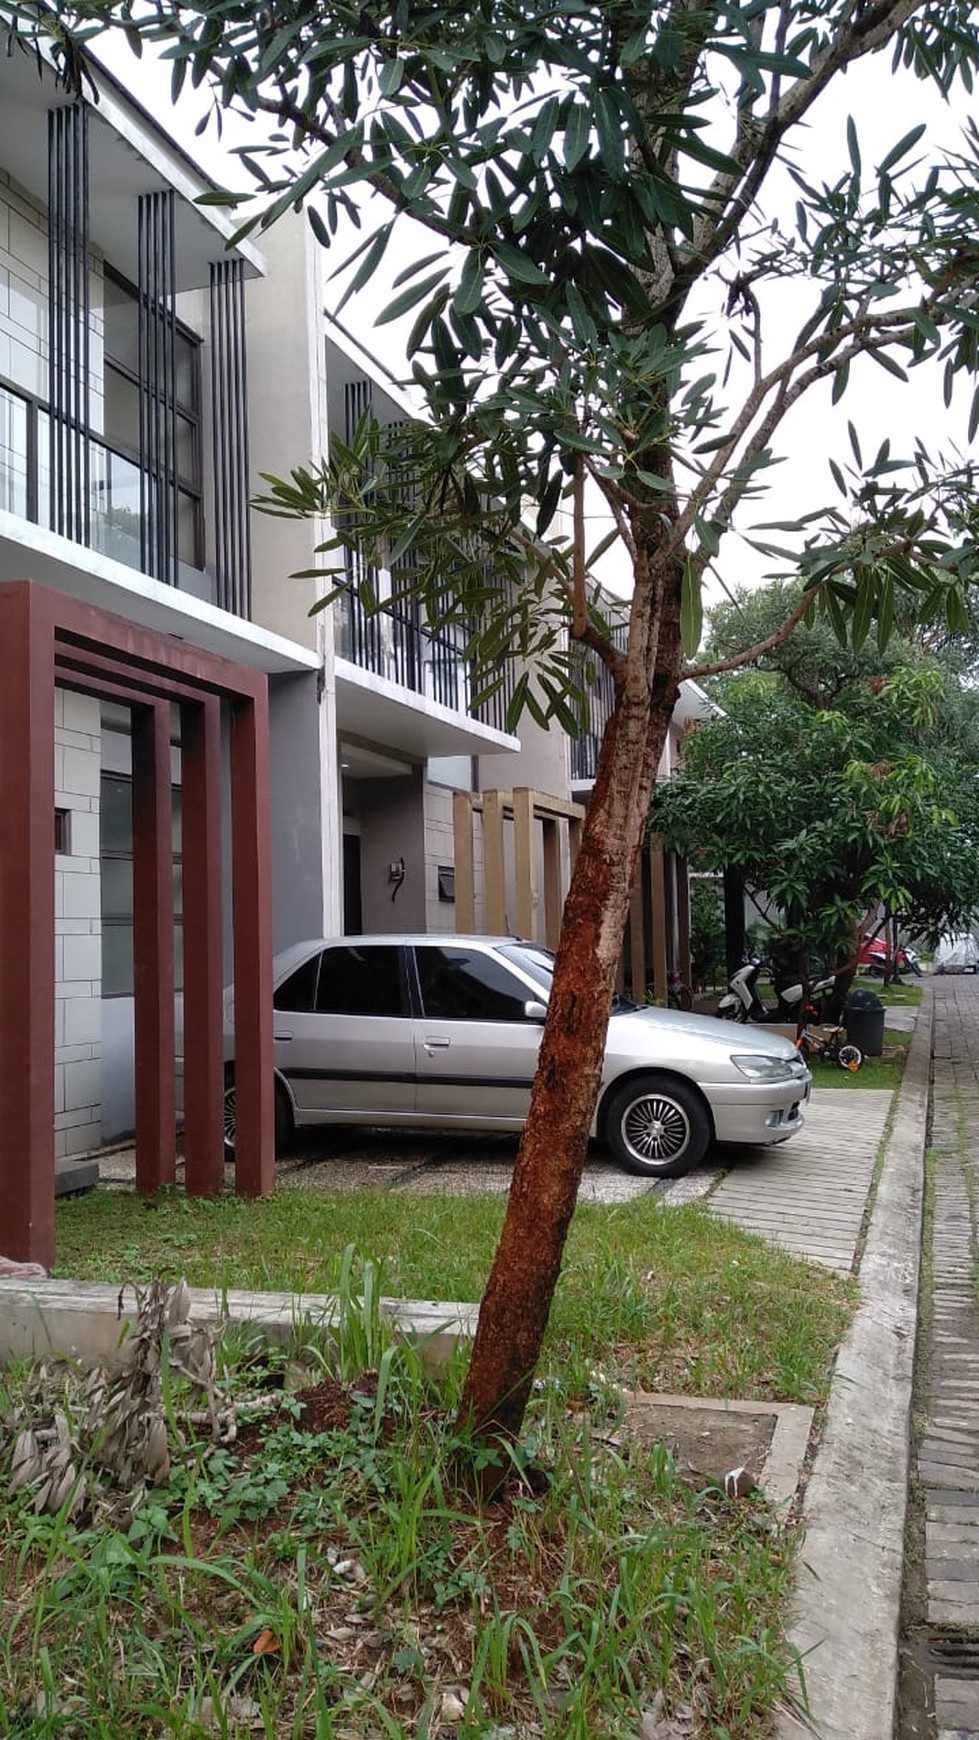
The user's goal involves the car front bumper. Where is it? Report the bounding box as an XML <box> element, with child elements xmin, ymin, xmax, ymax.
<box><xmin>702</xmin><ymin>1076</ymin><xmax>810</xmax><ymax>1147</ymax></box>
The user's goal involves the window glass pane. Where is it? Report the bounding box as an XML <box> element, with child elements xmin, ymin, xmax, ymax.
<box><xmin>175</xmin><ymin>336</ymin><xmax>198</xmax><ymax>413</ymax></box>
<box><xmin>416</xmin><ymin>947</ymin><xmax>530</xmax><ymax>1021</ymax></box>
<box><xmin>103</xmin><ymin>275</ymin><xmax>139</xmax><ymax>373</ymax></box>
<box><xmin>101</xmin><ymin>856</ymin><xmax>133</xmax><ymax>918</ymax></box>
<box><xmin>316</xmin><ymin>945</ymin><xmax>404</xmax><ymax>1016</ymax></box>
<box><xmin>0</xmin><ymin>385</ymin><xmax>29</xmax><ymax>516</ymax></box>
<box><xmin>177</xmin><ymin>490</ymin><xmax>200</xmax><ymax>568</ymax></box>
<box><xmin>101</xmin><ymin>775</ymin><xmax>132</xmax><ymax>854</ymax></box>
<box><xmin>176</xmin><ymin>414</ymin><xmax>196</xmax><ymax>482</ymax></box>
<box><xmin>104</xmin><ymin>367</ymin><xmax>141</xmax><ymax>455</ymax></box>
<box><xmin>102</xmin><ymin>923</ymin><xmax>133</xmax><ymax>998</ymax></box>
<box><xmin>274</xmin><ymin>955</ymin><xmax>320</xmax><ymax>1013</ymax></box>
<box><xmin>90</xmin><ymin>445</ymin><xmax>144</xmax><ymax>571</ymax></box>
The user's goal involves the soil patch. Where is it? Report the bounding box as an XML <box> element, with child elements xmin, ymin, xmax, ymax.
<box><xmin>624</xmin><ymin>1395</ymin><xmax>778</xmax><ymax>1488</ymax></box>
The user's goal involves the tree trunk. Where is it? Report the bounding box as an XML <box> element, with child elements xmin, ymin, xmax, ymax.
<box><xmin>456</xmin><ymin>537</ymin><xmax>682</xmax><ymax>1475</ymax></box>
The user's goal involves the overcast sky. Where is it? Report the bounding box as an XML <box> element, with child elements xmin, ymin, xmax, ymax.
<box><xmin>100</xmin><ymin>28</ymin><xmax>977</xmax><ymax>609</ymax></box>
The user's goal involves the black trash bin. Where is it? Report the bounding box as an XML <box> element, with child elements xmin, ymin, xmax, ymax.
<box><xmin>844</xmin><ymin>988</ymin><xmax>885</xmax><ymax>1057</ymax></box>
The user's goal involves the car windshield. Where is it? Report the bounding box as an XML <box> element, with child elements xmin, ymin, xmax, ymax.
<box><xmin>498</xmin><ymin>943</ymin><xmax>639</xmax><ymax>1012</ymax></box>
<box><xmin>498</xmin><ymin>942</ymin><xmax>555</xmax><ymax>996</ymax></box>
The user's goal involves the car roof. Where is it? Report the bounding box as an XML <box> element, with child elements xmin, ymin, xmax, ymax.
<box><xmin>272</xmin><ymin>934</ymin><xmax>540</xmax><ymax>970</ymax></box>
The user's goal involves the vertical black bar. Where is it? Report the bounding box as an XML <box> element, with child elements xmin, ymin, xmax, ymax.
<box><xmin>46</xmin><ymin>103</ymin><xmax>90</xmax><ymax>545</ymax></box>
<box><xmin>46</xmin><ymin>109</ymin><xmax>57</xmax><ymax>536</ymax></box>
<box><xmin>237</xmin><ymin>262</ymin><xmax>252</xmax><ymax>618</ymax></box>
<box><xmin>208</xmin><ymin>258</ymin><xmax>252</xmax><ymax>617</ymax></box>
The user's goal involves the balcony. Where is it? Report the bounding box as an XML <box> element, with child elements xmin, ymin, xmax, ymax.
<box><xmin>0</xmin><ymin>379</ymin><xmax>210</xmax><ymax>600</ymax></box>
<box><xmin>333</xmin><ymin>568</ymin><xmax>520</xmax><ymax>760</ymax></box>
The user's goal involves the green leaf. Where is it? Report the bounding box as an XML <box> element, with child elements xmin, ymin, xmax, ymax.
<box><xmin>378</xmin><ymin>55</ymin><xmax>405</xmax><ymax>96</ymax></box>
<box><xmin>453</xmin><ymin>250</ymin><xmax>485</xmax><ymax>318</ymax></box>
<box><xmin>377</xmin><ymin>266</ymin><xmax>450</xmax><ymax>325</ymax></box>
<box><xmin>530</xmin><ymin>97</ymin><xmax>559</xmax><ymax>165</ymax></box>
<box><xmin>846</xmin><ymin>115</ymin><xmax>861</xmax><ymax>177</ymax></box>
<box><xmin>680</xmin><ymin>557</ymin><xmax>703</xmax><ymax>658</ymax></box>
<box><xmin>335</xmin><ymin>223</ymin><xmax>393</xmax><ymax>312</ymax></box>
<box><xmin>876</xmin><ymin>573</ymin><xmax>895</xmax><ymax>651</ymax></box>
<box><xmin>563</xmin><ymin>103</ymin><xmax>591</xmax><ymax>171</ymax></box>
<box><xmin>878</xmin><ymin>123</ymin><xmax>926</xmax><ymax>175</ymax></box>
<box><xmin>493</xmin><ymin>242</ymin><xmax>549</xmax><ymax>286</ymax></box>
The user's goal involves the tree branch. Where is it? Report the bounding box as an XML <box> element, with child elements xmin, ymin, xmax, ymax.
<box><xmin>687</xmin><ymin>0</ymin><xmax>929</xmax><ymax>279</ymax></box>
<box><xmin>684</xmin><ymin>582</ymin><xmax>824</xmax><ymax>680</ymax></box>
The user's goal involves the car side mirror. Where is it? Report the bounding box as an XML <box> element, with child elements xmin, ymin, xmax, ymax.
<box><xmin>524</xmin><ymin>1000</ymin><xmax>548</xmax><ymax>1022</ymax></box>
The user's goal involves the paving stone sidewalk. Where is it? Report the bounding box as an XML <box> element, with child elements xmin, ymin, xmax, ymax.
<box><xmin>906</xmin><ymin>975</ymin><xmax>979</xmax><ymax>1740</ymax></box>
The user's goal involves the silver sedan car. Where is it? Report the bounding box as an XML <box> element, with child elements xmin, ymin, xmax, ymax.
<box><xmin>219</xmin><ymin>935</ymin><xmax>810</xmax><ymax>1179</ymax></box>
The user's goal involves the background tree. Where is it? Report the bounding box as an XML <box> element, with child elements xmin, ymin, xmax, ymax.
<box><xmin>19</xmin><ymin>0</ymin><xmax>979</xmax><ymax>1466</ymax></box>
<box><xmin>654</xmin><ymin>625</ymin><xmax>979</xmax><ymax>988</ymax></box>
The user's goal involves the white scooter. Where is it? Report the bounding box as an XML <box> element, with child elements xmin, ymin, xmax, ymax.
<box><xmin>717</xmin><ymin>957</ymin><xmax>837</xmax><ymax>1026</ymax></box>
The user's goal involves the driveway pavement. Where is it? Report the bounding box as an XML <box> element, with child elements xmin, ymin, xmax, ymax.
<box><xmin>99</xmin><ymin>1088</ymin><xmax>887</xmax><ymax>1240</ymax></box>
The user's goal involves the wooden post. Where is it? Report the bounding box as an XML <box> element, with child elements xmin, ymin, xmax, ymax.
<box><xmin>180</xmin><ymin>696</ymin><xmax>225</xmax><ymax>1195</ymax></box>
<box><xmin>650</xmin><ymin>838</ymin><xmax>669</xmax><ymax>1004</ymax></box>
<box><xmin>542</xmin><ymin>817</ymin><xmax>562</xmax><ymax>950</ymax></box>
<box><xmin>629</xmin><ymin>871</ymin><xmax>645</xmax><ymax>1000</ymax></box>
<box><xmin>132</xmin><ymin>700</ymin><xmax>177</xmax><ymax>1192</ymax></box>
<box><xmin>483</xmin><ymin>788</ymin><xmax>507</xmax><ymax>933</ymax></box>
<box><xmin>675</xmin><ymin>853</ymin><xmax>692</xmax><ymax>986</ymax></box>
<box><xmin>230</xmin><ymin>689</ymin><xmax>275</xmax><ymax>1198</ymax></box>
<box><xmin>0</xmin><ymin>586</ymin><xmax>55</xmax><ymax>1267</ymax></box>
<box><xmin>513</xmin><ymin>787</ymin><xmax>535</xmax><ymax>940</ymax></box>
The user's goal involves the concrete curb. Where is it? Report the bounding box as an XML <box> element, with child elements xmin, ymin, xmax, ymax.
<box><xmin>0</xmin><ymin>1278</ymin><xmax>479</xmax><ymax>1377</ymax></box>
<box><xmin>776</xmin><ymin>995</ymin><xmax>933</xmax><ymax>1740</ymax></box>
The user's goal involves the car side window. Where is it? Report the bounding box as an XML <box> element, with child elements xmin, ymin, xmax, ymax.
<box><xmin>273</xmin><ymin>954</ymin><xmax>320</xmax><ymax>1012</ymax></box>
<box><xmin>315</xmin><ymin>945</ymin><xmax>405</xmax><ymax>1017</ymax></box>
<box><xmin>416</xmin><ymin>947</ymin><xmax>534</xmax><ymax>1021</ymax></box>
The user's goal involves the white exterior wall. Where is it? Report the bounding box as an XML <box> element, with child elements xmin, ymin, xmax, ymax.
<box><xmin>423</xmin><ymin>781</ymin><xmax>458</xmax><ymax>931</ymax></box>
<box><xmin>54</xmin><ymin>688</ymin><xmax>102</xmax><ymax>1158</ymax></box>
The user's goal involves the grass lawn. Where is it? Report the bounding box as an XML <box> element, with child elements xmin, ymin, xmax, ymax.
<box><xmin>806</xmin><ymin>1025</ymin><xmax>910</xmax><ymax>1091</ymax></box>
<box><xmin>1</xmin><ymin>1167</ymin><xmax>861</xmax><ymax>1734</ymax></box>
<box><xmin>55</xmin><ymin>1187</ymin><xmax>853</xmax><ymax>1405</ymax></box>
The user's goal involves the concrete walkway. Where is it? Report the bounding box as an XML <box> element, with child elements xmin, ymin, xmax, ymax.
<box><xmin>708</xmin><ymin>1087</ymin><xmax>892</xmax><ymax>1273</ymax></box>
<box><xmin>904</xmin><ymin>976</ymin><xmax>979</xmax><ymax>1740</ymax></box>
<box><xmin>776</xmin><ymin>990</ymin><xmax>930</xmax><ymax>1740</ymax></box>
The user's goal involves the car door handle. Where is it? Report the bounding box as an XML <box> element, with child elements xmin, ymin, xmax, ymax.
<box><xmin>275</xmin><ymin>1032</ymin><xmax>293</xmax><ymax>1042</ymax></box>
<box><xmin>424</xmin><ymin>1037</ymin><xmax>451</xmax><ymax>1052</ymax></box>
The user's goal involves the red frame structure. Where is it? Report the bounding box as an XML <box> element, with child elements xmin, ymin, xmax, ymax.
<box><xmin>0</xmin><ymin>581</ymin><xmax>276</xmax><ymax>1269</ymax></box>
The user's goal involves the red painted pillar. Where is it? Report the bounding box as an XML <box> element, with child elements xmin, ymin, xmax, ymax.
<box><xmin>229</xmin><ymin>688</ymin><xmax>274</xmax><ymax>1197</ymax></box>
<box><xmin>0</xmin><ymin>585</ymin><xmax>56</xmax><ymax>1268</ymax></box>
<box><xmin>180</xmin><ymin>696</ymin><xmax>225</xmax><ymax>1195</ymax></box>
<box><xmin>132</xmin><ymin>700</ymin><xmax>176</xmax><ymax>1192</ymax></box>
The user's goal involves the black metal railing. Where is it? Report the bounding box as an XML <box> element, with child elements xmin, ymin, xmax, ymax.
<box><xmin>569</xmin><ymin>623</ymin><xmax>628</xmax><ymax>782</ymax></box>
<box><xmin>1</xmin><ymin>378</ymin><xmax>174</xmax><ymax>583</ymax></box>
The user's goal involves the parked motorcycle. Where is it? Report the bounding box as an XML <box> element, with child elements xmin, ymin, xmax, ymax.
<box><xmin>717</xmin><ymin>957</ymin><xmax>839</xmax><ymax>1027</ymax></box>
<box><xmin>859</xmin><ymin>935</ymin><xmax>922</xmax><ymax>978</ymax></box>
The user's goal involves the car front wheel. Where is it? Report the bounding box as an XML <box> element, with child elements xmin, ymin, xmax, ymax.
<box><xmin>223</xmin><ymin>1076</ymin><xmax>292</xmax><ymax>1160</ymax></box>
<box><xmin>603</xmin><ymin>1074</ymin><xmax>711</xmax><ymax>1178</ymax></box>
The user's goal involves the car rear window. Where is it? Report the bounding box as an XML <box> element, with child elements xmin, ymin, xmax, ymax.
<box><xmin>316</xmin><ymin>945</ymin><xmax>405</xmax><ymax>1017</ymax></box>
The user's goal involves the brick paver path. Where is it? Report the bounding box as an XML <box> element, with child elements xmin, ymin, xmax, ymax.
<box><xmin>708</xmin><ymin>1086</ymin><xmax>892</xmax><ymax>1273</ymax></box>
<box><xmin>911</xmin><ymin>976</ymin><xmax>979</xmax><ymax>1738</ymax></box>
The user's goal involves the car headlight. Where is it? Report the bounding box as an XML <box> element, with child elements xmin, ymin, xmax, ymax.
<box><xmin>731</xmin><ymin>1053</ymin><xmax>798</xmax><ymax>1083</ymax></box>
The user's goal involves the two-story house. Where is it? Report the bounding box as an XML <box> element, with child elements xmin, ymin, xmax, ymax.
<box><xmin>0</xmin><ymin>28</ymin><xmax>540</xmax><ymax>1263</ymax></box>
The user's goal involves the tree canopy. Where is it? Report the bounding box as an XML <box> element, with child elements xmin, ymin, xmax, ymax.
<box><xmin>654</xmin><ymin>601</ymin><xmax>979</xmax><ymax>966</ymax></box>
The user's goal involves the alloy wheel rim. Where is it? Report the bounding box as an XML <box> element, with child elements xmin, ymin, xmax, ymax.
<box><xmin>622</xmin><ymin>1094</ymin><xmax>689</xmax><ymax>1164</ymax></box>
<box><xmin>223</xmin><ymin>1086</ymin><xmax>236</xmax><ymax>1148</ymax></box>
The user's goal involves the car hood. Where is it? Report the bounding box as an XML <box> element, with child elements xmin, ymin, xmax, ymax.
<box><xmin>608</xmin><ymin>1003</ymin><xmax>799</xmax><ymax>1060</ymax></box>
